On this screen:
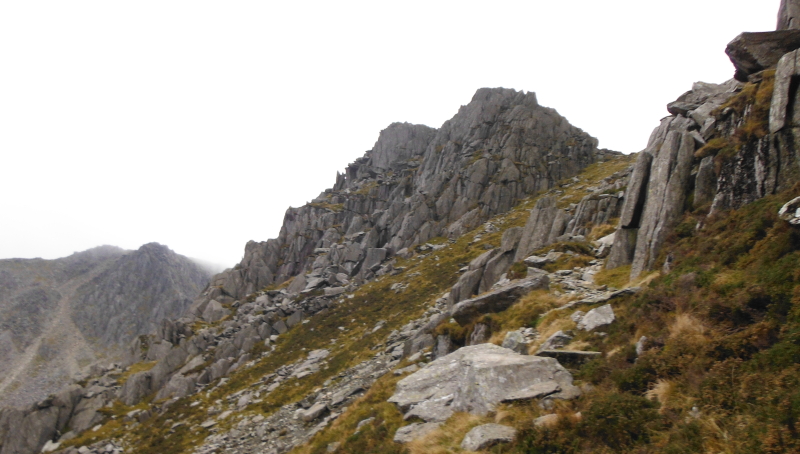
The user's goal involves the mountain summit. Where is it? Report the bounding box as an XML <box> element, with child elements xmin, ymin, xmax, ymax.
<box><xmin>0</xmin><ymin>243</ymin><xmax>209</xmax><ymax>408</ymax></box>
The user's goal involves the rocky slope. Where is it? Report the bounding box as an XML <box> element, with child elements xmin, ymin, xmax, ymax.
<box><xmin>0</xmin><ymin>243</ymin><xmax>210</xmax><ymax>409</ymax></box>
<box><xmin>203</xmin><ymin>87</ymin><xmax>611</xmax><ymax>304</ymax></box>
<box><xmin>7</xmin><ymin>2</ymin><xmax>800</xmax><ymax>453</ymax></box>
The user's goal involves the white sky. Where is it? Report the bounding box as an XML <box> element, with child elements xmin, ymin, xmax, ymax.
<box><xmin>0</xmin><ymin>1</ymin><xmax>780</xmax><ymax>269</ymax></box>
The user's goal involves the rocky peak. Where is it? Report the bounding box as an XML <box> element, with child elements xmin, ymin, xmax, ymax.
<box><xmin>72</xmin><ymin>243</ymin><xmax>210</xmax><ymax>347</ymax></box>
<box><xmin>206</xmin><ymin>87</ymin><xmax>604</xmax><ymax>302</ymax></box>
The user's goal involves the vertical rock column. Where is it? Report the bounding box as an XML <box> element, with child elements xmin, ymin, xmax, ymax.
<box><xmin>779</xmin><ymin>0</ymin><xmax>800</xmax><ymax>30</ymax></box>
<box><xmin>630</xmin><ymin>131</ymin><xmax>695</xmax><ymax>279</ymax></box>
<box><xmin>605</xmin><ymin>151</ymin><xmax>653</xmax><ymax>270</ymax></box>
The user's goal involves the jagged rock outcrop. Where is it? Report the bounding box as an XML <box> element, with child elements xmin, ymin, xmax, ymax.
<box><xmin>0</xmin><ymin>376</ymin><xmax>117</xmax><ymax>454</ymax></box>
<box><xmin>202</xmin><ymin>88</ymin><xmax>606</xmax><ymax>306</ymax></box>
<box><xmin>727</xmin><ymin>31</ymin><xmax>800</xmax><ymax>81</ymax></box>
<box><xmin>606</xmin><ymin>80</ymin><xmax>744</xmax><ymax>277</ymax></box>
<box><xmin>451</xmin><ymin>276</ymin><xmax>550</xmax><ymax>325</ymax></box>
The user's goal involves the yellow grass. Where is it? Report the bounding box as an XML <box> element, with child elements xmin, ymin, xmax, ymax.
<box><xmin>407</xmin><ymin>413</ymin><xmax>485</xmax><ymax>454</ymax></box>
<box><xmin>669</xmin><ymin>313</ymin><xmax>706</xmax><ymax>340</ymax></box>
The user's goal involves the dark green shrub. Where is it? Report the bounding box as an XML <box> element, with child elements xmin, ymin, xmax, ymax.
<box><xmin>581</xmin><ymin>392</ymin><xmax>660</xmax><ymax>449</ymax></box>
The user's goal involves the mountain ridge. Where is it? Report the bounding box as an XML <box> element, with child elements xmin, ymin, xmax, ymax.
<box><xmin>0</xmin><ymin>242</ymin><xmax>210</xmax><ymax>409</ymax></box>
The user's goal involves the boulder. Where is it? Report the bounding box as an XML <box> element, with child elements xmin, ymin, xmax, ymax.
<box><xmin>478</xmin><ymin>250</ymin><xmax>515</xmax><ymax>293</ymax></box>
<box><xmin>393</xmin><ymin>422</ymin><xmax>441</xmax><ymax>444</ymax></box>
<box><xmin>69</xmin><ymin>395</ymin><xmax>105</xmax><ymax>433</ymax></box>
<box><xmin>404</xmin><ymin>333</ymin><xmax>435</xmax><ymax>357</ymax></box>
<box><xmin>449</xmin><ymin>269</ymin><xmax>483</xmax><ymax>307</ymax></box>
<box><xmin>202</xmin><ymin>300</ymin><xmax>230</xmax><ymax>323</ymax></box>
<box><xmin>538</xmin><ymin>330</ymin><xmax>573</xmax><ymax>351</ymax></box>
<box><xmin>523</xmin><ymin>255</ymin><xmax>550</xmax><ymax>268</ymax></box>
<box><xmin>452</xmin><ymin>276</ymin><xmax>549</xmax><ymax>325</ymax></box>
<box><xmin>118</xmin><ymin>371</ymin><xmax>152</xmax><ymax>406</ymax></box>
<box><xmin>460</xmin><ymin>424</ymin><xmax>517</xmax><ymax>451</ymax></box>
<box><xmin>514</xmin><ymin>197</ymin><xmax>566</xmax><ymax>262</ymax></box>
<box><xmin>534</xmin><ymin>413</ymin><xmax>560</xmax><ymax>428</ymax></box>
<box><xmin>779</xmin><ymin>196</ymin><xmax>800</xmax><ymax>224</ymax></box>
<box><xmin>324</xmin><ymin>287</ymin><xmax>346</xmax><ymax>297</ymax></box>
<box><xmin>666</xmin><ymin>101</ymin><xmax>701</xmax><ymax>116</ymax></box>
<box><xmin>388</xmin><ymin>344</ymin><xmax>578</xmax><ymax>422</ymax></box>
<box><xmin>577</xmin><ymin>304</ymin><xmax>615</xmax><ymax>331</ymax></box>
<box><xmin>501</xmin><ymin>330</ymin><xmax>528</xmax><ymax>354</ymax></box>
<box><xmin>0</xmin><ymin>407</ymin><xmax>59</xmax><ymax>454</ymax></box>
<box><xmin>500</xmin><ymin>227</ymin><xmax>523</xmax><ymax>253</ymax></box>
<box><xmin>363</xmin><ymin>248</ymin><xmax>388</xmax><ymax>272</ymax></box>
<box><xmin>272</xmin><ymin>319</ymin><xmax>288</xmax><ymax>334</ymax></box>
<box><xmin>298</xmin><ymin>402</ymin><xmax>328</xmax><ymax>422</ymax></box>
<box><xmin>286</xmin><ymin>310</ymin><xmax>304</xmax><ymax>328</ymax></box>
<box><xmin>726</xmin><ymin>31</ymin><xmax>800</xmax><ymax>81</ymax></box>
<box><xmin>155</xmin><ymin>373</ymin><xmax>196</xmax><ymax>401</ymax></box>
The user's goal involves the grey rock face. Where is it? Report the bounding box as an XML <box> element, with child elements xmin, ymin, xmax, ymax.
<box><xmin>694</xmin><ymin>156</ymin><xmax>717</xmax><ymax>208</ymax></box>
<box><xmin>119</xmin><ymin>371</ymin><xmax>152</xmax><ymax>406</ymax></box>
<box><xmin>460</xmin><ymin>423</ymin><xmax>517</xmax><ymax>451</ymax></box>
<box><xmin>451</xmin><ymin>276</ymin><xmax>549</xmax><ymax>325</ymax></box>
<box><xmin>726</xmin><ymin>31</ymin><xmax>800</xmax><ymax>81</ymax></box>
<box><xmin>370</xmin><ymin>123</ymin><xmax>437</xmax><ymax>171</ymax></box>
<box><xmin>779</xmin><ymin>0</ymin><xmax>800</xmax><ymax>30</ymax></box>
<box><xmin>388</xmin><ymin>344</ymin><xmax>578</xmax><ymax>422</ymax></box>
<box><xmin>618</xmin><ymin>151</ymin><xmax>653</xmax><ymax>230</ymax></box>
<box><xmin>577</xmin><ymin>304</ymin><xmax>615</xmax><ymax>331</ymax></box>
<box><xmin>514</xmin><ymin>197</ymin><xmax>567</xmax><ymax>262</ymax></box>
<box><xmin>631</xmin><ymin>131</ymin><xmax>695</xmax><ymax>278</ymax></box>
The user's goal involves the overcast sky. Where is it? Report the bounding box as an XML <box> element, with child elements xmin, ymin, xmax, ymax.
<box><xmin>0</xmin><ymin>1</ymin><xmax>779</xmax><ymax>269</ymax></box>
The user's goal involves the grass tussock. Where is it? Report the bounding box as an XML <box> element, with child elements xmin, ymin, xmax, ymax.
<box><xmin>406</xmin><ymin>413</ymin><xmax>485</xmax><ymax>454</ymax></box>
<box><xmin>594</xmin><ymin>265</ymin><xmax>631</xmax><ymax>289</ymax></box>
<box><xmin>555</xmin><ymin>155</ymin><xmax>637</xmax><ymax>208</ymax></box>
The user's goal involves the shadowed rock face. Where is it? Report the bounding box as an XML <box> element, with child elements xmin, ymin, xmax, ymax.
<box><xmin>210</xmin><ymin>87</ymin><xmax>608</xmax><ymax>302</ymax></box>
<box><xmin>72</xmin><ymin>243</ymin><xmax>210</xmax><ymax>347</ymax></box>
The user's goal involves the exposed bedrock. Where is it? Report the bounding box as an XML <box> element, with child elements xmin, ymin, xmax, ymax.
<box><xmin>203</xmin><ymin>87</ymin><xmax>610</xmax><ymax>304</ymax></box>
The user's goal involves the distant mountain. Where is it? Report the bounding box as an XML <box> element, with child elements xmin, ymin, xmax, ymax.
<box><xmin>0</xmin><ymin>243</ymin><xmax>210</xmax><ymax>408</ymax></box>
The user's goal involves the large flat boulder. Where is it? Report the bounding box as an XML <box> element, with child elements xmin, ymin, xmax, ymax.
<box><xmin>388</xmin><ymin>344</ymin><xmax>578</xmax><ymax>423</ymax></box>
<box><xmin>576</xmin><ymin>304</ymin><xmax>616</xmax><ymax>331</ymax></box>
<box><xmin>451</xmin><ymin>275</ymin><xmax>549</xmax><ymax>325</ymax></box>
